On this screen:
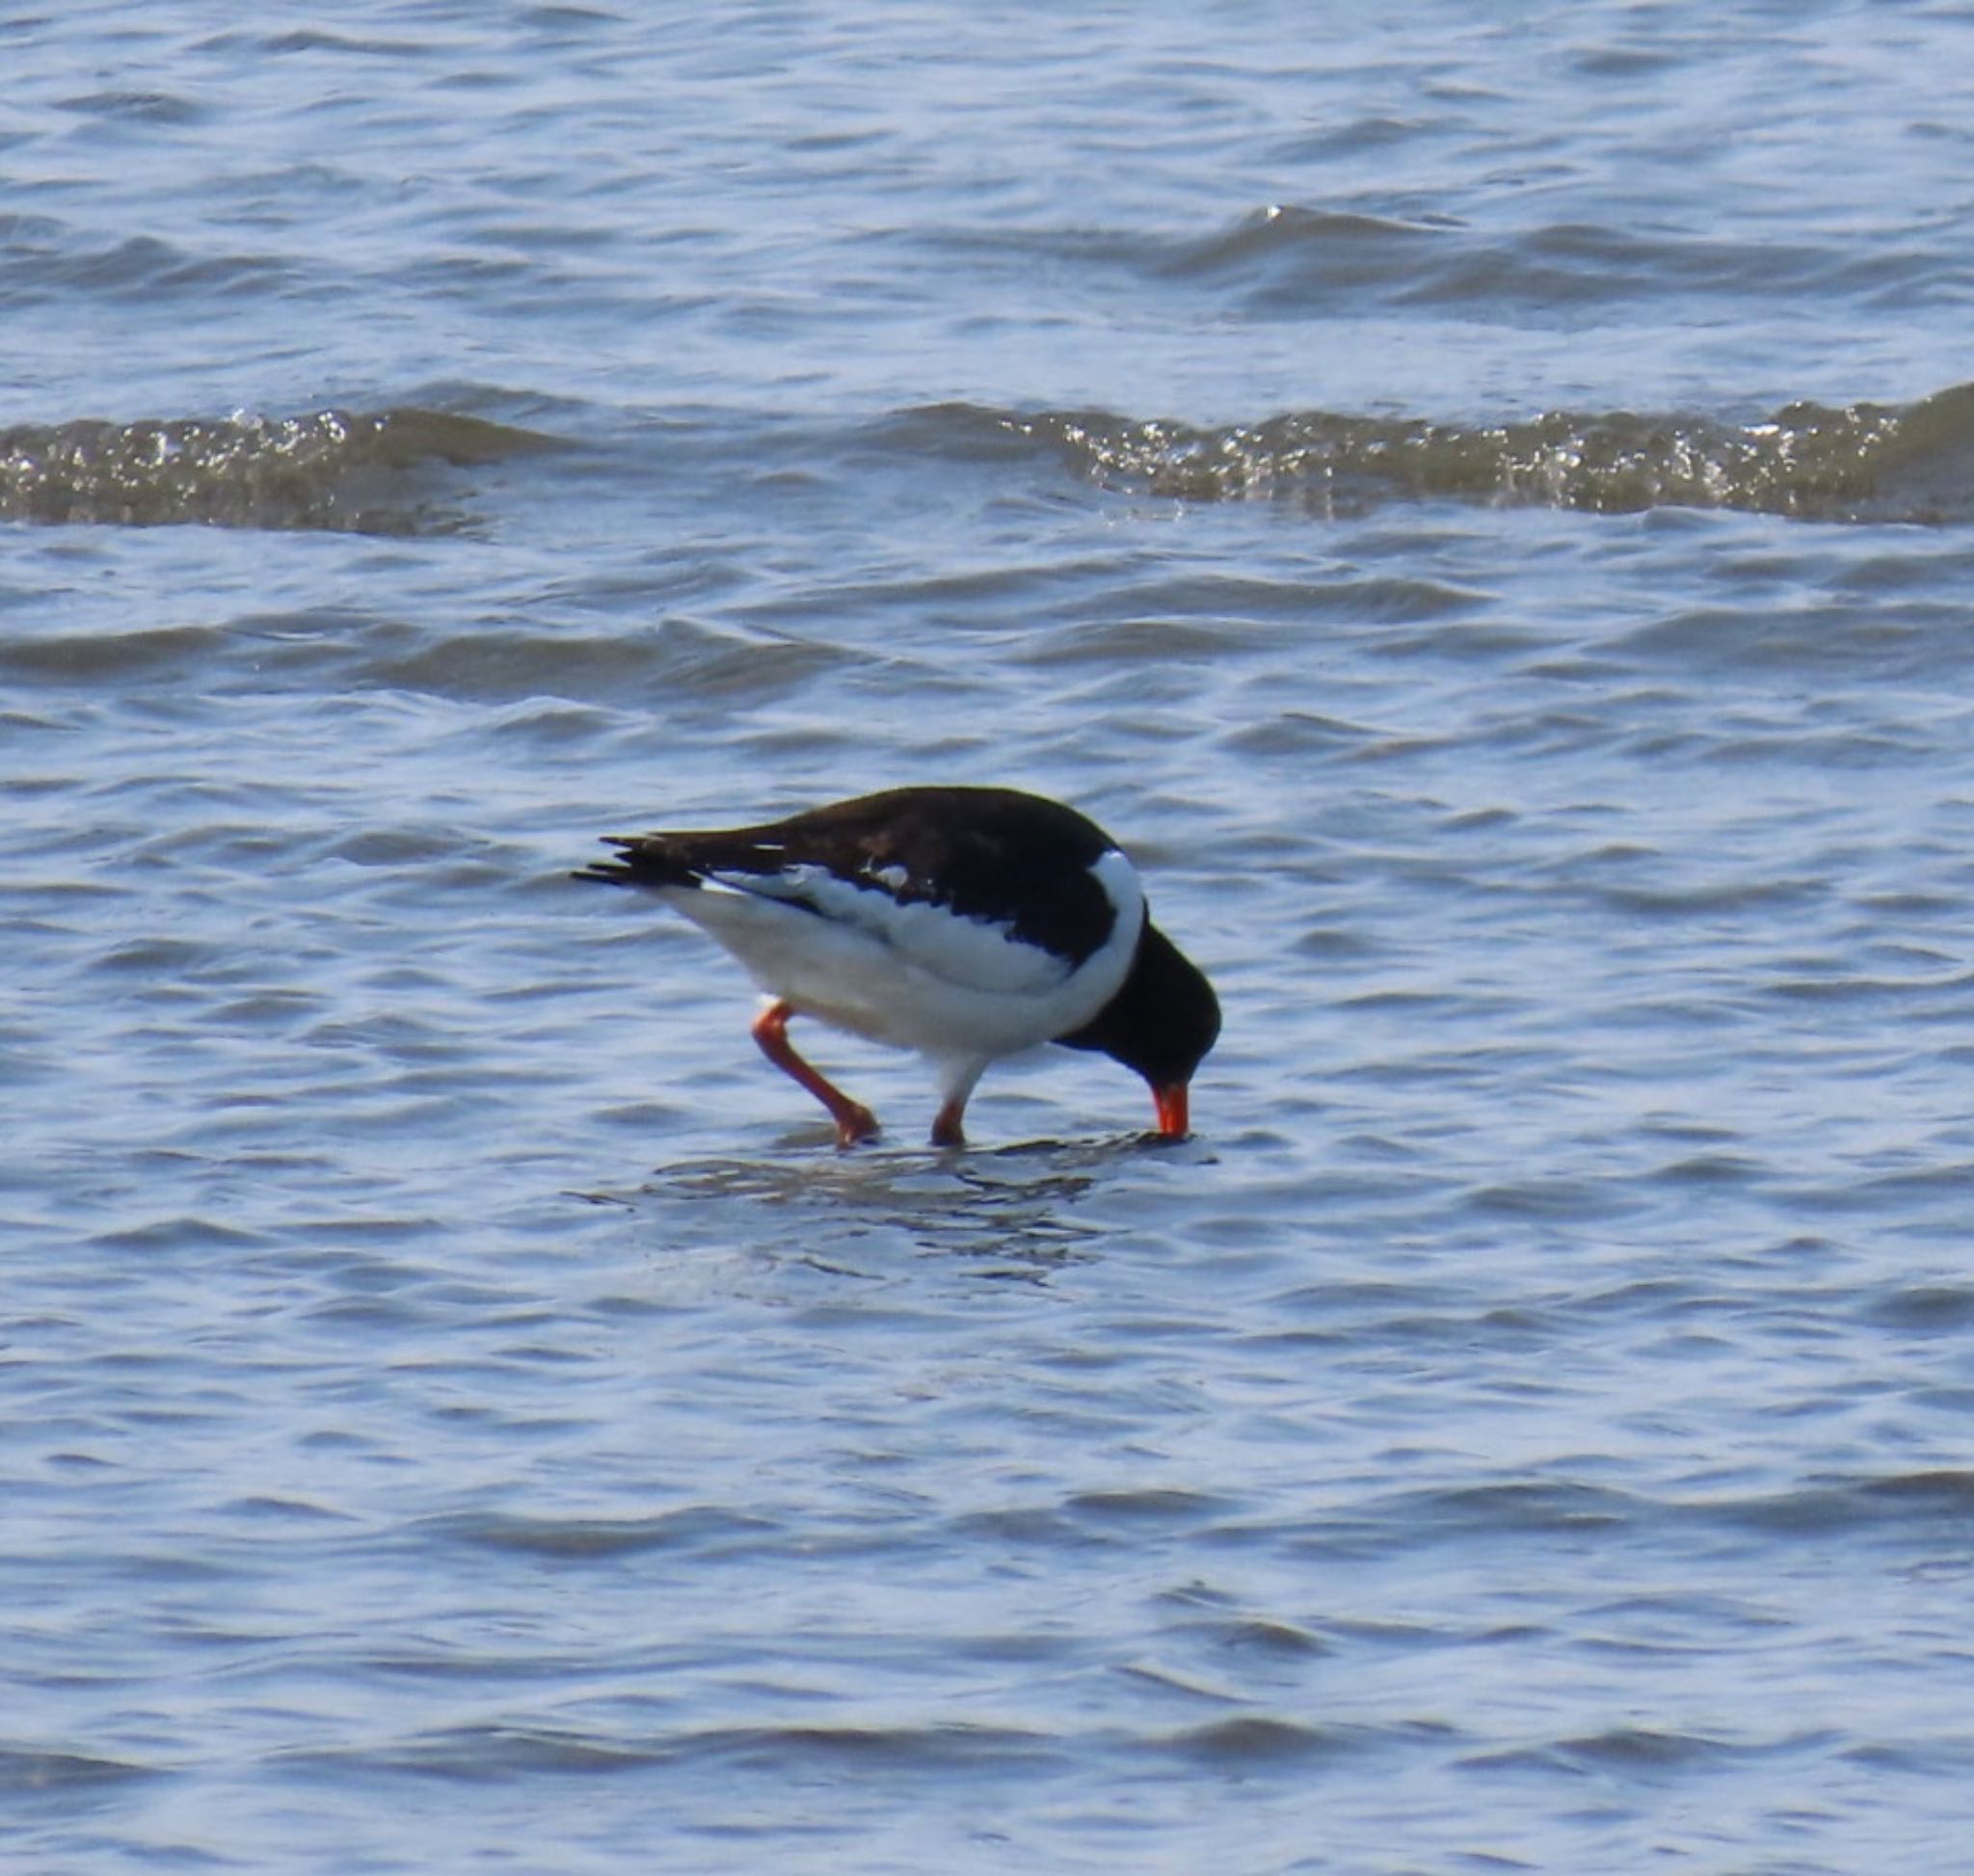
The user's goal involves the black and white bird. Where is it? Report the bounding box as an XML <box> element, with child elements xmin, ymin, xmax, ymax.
<box><xmin>574</xmin><ymin>785</ymin><xmax>1220</xmax><ymax>1147</ymax></box>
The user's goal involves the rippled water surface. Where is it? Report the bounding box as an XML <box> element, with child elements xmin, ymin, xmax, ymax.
<box><xmin>11</xmin><ymin>5</ymin><xmax>1974</xmax><ymax>1871</ymax></box>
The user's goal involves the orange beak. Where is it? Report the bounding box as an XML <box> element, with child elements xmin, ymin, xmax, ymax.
<box><xmin>1152</xmin><ymin>1082</ymin><xmax>1190</xmax><ymax>1139</ymax></box>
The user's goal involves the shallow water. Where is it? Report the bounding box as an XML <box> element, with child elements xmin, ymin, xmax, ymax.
<box><xmin>11</xmin><ymin>5</ymin><xmax>1974</xmax><ymax>1871</ymax></box>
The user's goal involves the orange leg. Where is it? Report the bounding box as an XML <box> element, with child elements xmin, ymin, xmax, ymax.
<box><xmin>930</xmin><ymin>1096</ymin><xmax>967</xmax><ymax>1148</ymax></box>
<box><xmin>750</xmin><ymin>1000</ymin><xmax>879</xmax><ymax>1147</ymax></box>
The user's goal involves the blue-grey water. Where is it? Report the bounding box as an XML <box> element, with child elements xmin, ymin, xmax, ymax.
<box><xmin>10</xmin><ymin>6</ymin><xmax>1974</xmax><ymax>1871</ymax></box>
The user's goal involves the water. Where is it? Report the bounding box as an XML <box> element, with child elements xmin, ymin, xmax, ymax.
<box><xmin>9</xmin><ymin>4</ymin><xmax>1974</xmax><ymax>1870</ymax></box>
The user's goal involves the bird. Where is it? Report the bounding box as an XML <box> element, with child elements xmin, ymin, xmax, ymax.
<box><xmin>574</xmin><ymin>785</ymin><xmax>1220</xmax><ymax>1147</ymax></box>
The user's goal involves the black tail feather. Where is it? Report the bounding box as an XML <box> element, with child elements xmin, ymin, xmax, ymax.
<box><xmin>571</xmin><ymin>838</ymin><xmax>703</xmax><ymax>890</ymax></box>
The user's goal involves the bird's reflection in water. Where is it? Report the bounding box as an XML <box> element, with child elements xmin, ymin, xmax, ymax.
<box><xmin>610</xmin><ymin>1135</ymin><xmax>1188</xmax><ymax>1280</ymax></box>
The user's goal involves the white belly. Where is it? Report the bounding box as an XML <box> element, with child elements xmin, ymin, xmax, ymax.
<box><xmin>654</xmin><ymin>851</ymin><xmax>1144</xmax><ymax>1063</ymax></box>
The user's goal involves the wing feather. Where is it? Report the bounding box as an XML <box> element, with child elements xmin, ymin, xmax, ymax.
<box><xmin>708</xmin><ymin>863</ymin><xmax>1076</xmax><ymax>995</ymax></box>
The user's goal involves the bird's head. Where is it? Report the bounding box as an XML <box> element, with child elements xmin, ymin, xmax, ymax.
<box><xmin>1054</xmin><ymin>922</ymin><xmax>1219</xmax><ymax>1139</ymax></box>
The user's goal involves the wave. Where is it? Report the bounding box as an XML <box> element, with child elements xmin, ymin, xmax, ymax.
<box><xmin>0</xmin><ymin>406</ymin><xmax>559</xmax><ymax>533</ymax></box>
<box><xmin>993</xmin><ymin>380</ymin><xmax>1974</xmax><ymax>523</ymax></box>
<box><xmin>1154</xmin><ymin>202</ymin><xmax>1837</xmax><ymax>315</ymax></box>
<box><xmin>10</xmin><ymin>382</ymin><xmax>1973</xmax><ymax>534</ymax></box>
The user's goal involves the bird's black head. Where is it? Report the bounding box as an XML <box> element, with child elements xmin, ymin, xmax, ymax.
<box><xmin>1054</xmin><ymin>922</ymin><xmax>1220</xmax><ymax>1136</ymax></box>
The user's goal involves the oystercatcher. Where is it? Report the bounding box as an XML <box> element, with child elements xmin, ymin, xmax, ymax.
<box><xmin>574</xmin><ymin>786</ymin><xmax>1219</xmax><ymax>1146</ymax></box>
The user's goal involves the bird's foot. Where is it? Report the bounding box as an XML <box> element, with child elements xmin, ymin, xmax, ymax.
<box><xmin>929</xmin><ymin>1099</ymin><xmax>967</xmax><ymax>1149</ymax></box>
<box><xmin>833</xmin><ymin>1103</ymin><xmax>881</xmax><ymax>1148</ymax></box>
